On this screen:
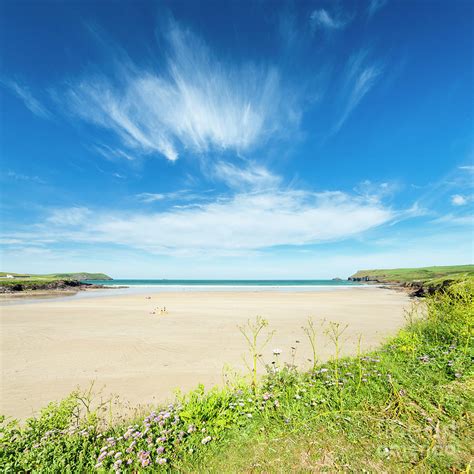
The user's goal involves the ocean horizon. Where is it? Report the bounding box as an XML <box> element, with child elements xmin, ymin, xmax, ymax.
<box><xmin>84</xmin><ymin>279</ymin><xmax>363</xmax><ymax>288</ymax></box>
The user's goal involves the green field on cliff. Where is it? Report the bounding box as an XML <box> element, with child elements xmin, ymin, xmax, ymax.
<box><xmin>350</xmin><ymin>264</ymin><xmax>474</xmax><ymax>283</ymax></box>
<box><xmin>0</xmin><ymin>272</ymin><xmax>112</xmax><ymax>287</ymax></box>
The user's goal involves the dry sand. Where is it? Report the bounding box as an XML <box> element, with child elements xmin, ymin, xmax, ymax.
<box><xmin>0</xmin><ymin>288</ymin><xmax>411</xmax><ymax>420</ymax></box>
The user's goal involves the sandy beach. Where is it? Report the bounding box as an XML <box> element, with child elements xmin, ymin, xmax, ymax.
<box><xmin>0</xmin><ymin>288</ymin><xmax>411</xmax><ymax>421</ymax></box>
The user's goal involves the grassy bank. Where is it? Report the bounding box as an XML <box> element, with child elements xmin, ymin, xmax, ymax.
<box><xmin>349</xmin><ymin>265</ymin><xmax>474</xmax><ymax>296</ymax></box>
<box><xmin>349</xmin><ymin>264</ymin><xmax>474</xmax><ymax>283</ymax></box>
<box><xmin>0</xmin><ymin>272</ymin><xmax>112</xmax><ymax>291</ymax></box>
<box><xmin>1</xmin><ymin>282</ymin><xmax>472</xmax><ymax>472</ymax></box>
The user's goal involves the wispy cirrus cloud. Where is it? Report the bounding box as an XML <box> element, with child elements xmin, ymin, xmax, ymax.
<box><xmin>63</xmin><ymin>21</ymin><xmax>299</xmax><ymax>162</ymax></box>
<box><xmin>6</xmin><ymin>189</ymin><xmax>397</xmax><ymax>257</ymax></box>
<box><xmin>212</xmin><ymin>161</ymin><xmax>281</xmax><ymax>191</ymax></box>
<box><xmin>1</xmin><ymin>80</ymin><xmax>51</xmax><ymax>119</ymax></box>
<box><xmin>333</xmin><ymin>50</ymin><xmax>382</xmax><ymax>134</ymax></box>
<box><xmin>310</xmin><ymin>9</ymin><xmax>350</xmax><ymax>31</ymax></box>
<box><xmin>431</xmin><ymin>213</ymin><xmax>473</xmax><ymax>226</ymax></box>
<box><xmin>92</xmin><ymin>144</ymin><xmax>136</xmax><ymax>161</ymax></box>
<box><xmin>3</xmin><ymin>170</ymin><xmax>46</xmax><ymax>184</ymax></box>
<box><xmin>135</xmin><ymin>189</ymin><xmax>213</xmax><ymax>204</ymax></box>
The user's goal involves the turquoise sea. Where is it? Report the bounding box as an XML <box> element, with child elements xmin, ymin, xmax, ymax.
<box><xmin>1</xmin><ymin>279</ymin><xmax>366</xmax><ymax>306</ymax></box>
<box><xmin>84</xmin><ymin>279</ymin><xmax>361</xmax><ymax>288</ymax></box>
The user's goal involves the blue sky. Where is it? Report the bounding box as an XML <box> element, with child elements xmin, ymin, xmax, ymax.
<box><xmin>0</xmin><ymin>0</ymin><xmax>473</xmax><ymax>278</ymax></box>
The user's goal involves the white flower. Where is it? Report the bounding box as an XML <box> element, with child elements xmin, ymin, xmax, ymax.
<box><xmin>273</xmin><ymin>348</ymin><xmax>282</xmax><ymax>355</ymax></box>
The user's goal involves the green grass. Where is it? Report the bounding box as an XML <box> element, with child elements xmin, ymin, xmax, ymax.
<box><xmin>0</xmin><ymin>277</ymin><xmax>65</xmax><ymax>288</ymax></box>
<box><xmin>0</xmin><ymin>272</ymin><xmax>112</xmax><ymax>281</ymax></box>
<box><xmin>0</xmin><ymin>280</ymin><xmax>472</xmax><ymax>472</ymax></box>
<box><xmin>349</xmin><ymin>264</ymin><xmax>474</xmax><ymax>282</ymax></box>
<box><xmin>0</xmin><ymin>272</ymin><xmax>112</xmax><ymax>288</ymax></box>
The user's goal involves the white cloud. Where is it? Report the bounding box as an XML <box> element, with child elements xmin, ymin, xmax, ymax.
<box><xmin>135</xmin><ymin>189</ymin><xmax>212</xmax><ymax>204</ymax></box>
<box><xmin>354</xmin><ymin>180</ymin><xmax>398</xmax><ymax>203</ymax></box>
<box><xmin>4</xmin><ymin>170</ymin><xmax>46</xmax><ymax>184</ymax></box>
<box><xmin>458</xmin><ymin>165</ymin><xmax>474</xmax><ymax>172</ymax></box>
<box><xmin>451</xmin><ymin>194</ymin><xmax>468</xmax><ymax>206</ymax></box>
<box><xmin>333</xmin><ymin>51</ymin><xmax>381</xmax><ymax>133</ymax></box>
<box><xmin>46</xmin><ymin>207</ymin><xmax>92</xmax><ymax>226</ymax></box>
<box><xmin>310</xmin><ymin>9</ymin><xmax>348</xmax><ymax>30</ymax></box>
<box><xmin>136</xmin><ymin>193</ymin><xmax>166</xmax><ymax>203</ymax></box>
<box><xmin>432</xmin><ymin>213</ymin><xmax>473</xmax><ymax>226</ymax></box>
<box><xmin>2</xmin><ymin>80</ymin><xmax>50</xmax><ymax>118</ymax></box>
<box><xmin>212</xmin><ymin>161</ymin><xmax>281</xmax><ymax>190</ymax></box>
<box><xmin>64</xmin><ymin>21</ymin><xmax>297</xmax><ymax>162</ymax></box>
<box><xmin>12</xmin><ymin>190</ymin><xmax>395</xmax><ymax>257</ymax></box>
<box><xmin>92</xmin><ymin>144</ymin><xmax>136</xmax><ymax>161</ymax></box>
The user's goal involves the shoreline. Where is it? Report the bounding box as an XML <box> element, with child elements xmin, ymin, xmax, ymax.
<box><xmin>0</xmin><ymin>287</ymin><xmax>411</xmax><ymax>420</ymax></box>
<box><xmin>0</xmin><ymin>282</ymin><xmax>385</xmax><ymax>306</ymax></box>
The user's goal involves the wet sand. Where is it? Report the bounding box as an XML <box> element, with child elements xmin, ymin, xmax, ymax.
<box><xmin>0</xmin><ymin>288</ymin><xmax>411</xmax><ymax>420</ymax></box>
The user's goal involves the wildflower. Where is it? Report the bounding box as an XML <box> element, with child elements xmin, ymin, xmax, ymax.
<box><xmin>115</xmin><ymin>452</ymin><xmax>122</xmax><ymax>458</ymax></box>
<box><xmin>273</xmin><ymin>348</ymin><xmax>282</xmax><ymax>356</ymax></box>
<box><xmin>262</xmin><ymin>392</ymin><xmax>271</xmax><ymax>401</ymax></box>
<box><xmin>95</xmin><ymin>463</ymin><xmax>103</xmax><ymax>469</ymax></box>
<box><xmin>187</xmin><ymin>424</ymin><xmax>196</xmax><ymax>433</ymax></box>
<box><xmin>455</xmin><ymin>372</ymin><xmax>462</xmax><ymax>378</ymax></box>
<box><xmin>97</xmin><ymin>451</ymin><xmax>107</xmax><ymax>462</ymax></box>
<box><xmin>156</xmin><ymin>458</ymin><xmax>167</xmax><ymax>465</ymax></box>
<box><xmin>320</xmin><ymin>368</ymin><xmax>329</xmax><ymax>373</ymax></box>
<box><xmin>156</xmin><ymin>446</ymin><xmax>165</xmax><ymax>454</ymax></box>
<box><xmin>274</xmin><ymin>400</ymin><xmax>280</xmax><ymax>408</ymax></box>
<box><xmin>201</xmin><ymin>436</ymin><xmax>212</xmax><ymax>445</ymax></box>
<box><xmin>247</xmin><ymin>413</ymin><xmax>253</xmax><ymax>418</ymax></box>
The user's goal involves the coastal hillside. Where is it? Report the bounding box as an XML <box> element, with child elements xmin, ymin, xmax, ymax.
<box><xmin>349</xmin><ymin>264</ymin><xmax>474</xmax><ymax>282</ymax></box>
<box><xmin>0</xmin><ymin>272</ymin><xmax>112</xmax><ymax>280</ymax></box>
<box><xmin>349</xmin><ymin>265</ymin><xmax>474</xmax><ymax>294</ymax></box>
<box><xmin>0</xmin><ymin>272</ymin><xmax>112</xmax><ymax>292</ymax></box>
